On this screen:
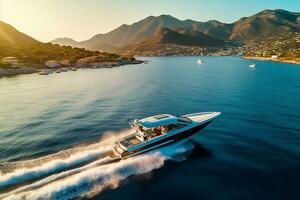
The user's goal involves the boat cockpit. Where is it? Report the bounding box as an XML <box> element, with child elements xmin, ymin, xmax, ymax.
<box><xmin>118</xmin><ymin>115</ymin><xmax>193</xmax><ymax>148</ymax></box>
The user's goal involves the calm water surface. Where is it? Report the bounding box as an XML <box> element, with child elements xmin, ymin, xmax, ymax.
<box><xmin>0</xmin><ymin>56</ymin><xmax>299</xmax><ymax>199</ymax></box>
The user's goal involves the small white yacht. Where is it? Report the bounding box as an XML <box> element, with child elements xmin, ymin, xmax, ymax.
<box><xmin>61</xmin><ymin>68</ymin><xmax>68</xmax><ymax>72</ymax></box>
<box><xmin>249</xmin><ymin>63</ymin><xmax>256</xmax><ymax>68</ymax></box>
<box><xmin>197</xmin><ymin>59</ymin><xmax>204</xmax><ymax>64</ymax></box>
<box><xmin>109</xmin><ymin>112</ymin><xmax>221</xmax><ymax>159</ymax></box>
<box><xmin>38</xmin><ymin>70</ymin><xmax>51</xmax><ymax>75</ymax></box>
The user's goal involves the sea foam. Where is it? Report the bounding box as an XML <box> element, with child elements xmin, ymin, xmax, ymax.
<box><xmin>0</xmin><ymin>129</ymin><xmax>132</xmax><ymax>190</ymax></box>
<box><xmin>1</xmin><ymin>142</ymin><xmax>195</xmax><ymax>200</ymax></box>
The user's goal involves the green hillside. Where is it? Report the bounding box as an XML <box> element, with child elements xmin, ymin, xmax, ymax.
<box><xmin>0</xmin><ymin>20</ymin><xmax>122</xmax><ymax>68</ymax></box>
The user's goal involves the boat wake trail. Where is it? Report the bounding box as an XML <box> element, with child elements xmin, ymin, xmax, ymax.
<box><xmin>0</xmin><ymin>132</ymin><xmax>196</xmax><ymax>200</ymax></box>
<box><xmin>0</xmin><ymin>129</ymin><xmax>131</xmax><ymax>190</ymax></box>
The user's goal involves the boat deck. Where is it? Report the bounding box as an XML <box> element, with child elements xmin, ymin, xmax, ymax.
<box><xmin>120</xmin><ymin>135</ymin><xmax>142</xmax><ymax>147</ymax></box>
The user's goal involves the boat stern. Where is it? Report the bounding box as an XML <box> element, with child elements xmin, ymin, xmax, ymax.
<box><xmin>110</xmin><ymin>141</ymin><xmax>126</xmax><ymax>159</ymax></box>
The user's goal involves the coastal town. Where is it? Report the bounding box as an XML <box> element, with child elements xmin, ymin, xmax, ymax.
<box><xmin>123</xmin><ymin>31</ymin><xmax>300</xmax><ymax>65</ymax></box>
<box><xmin>1</xmin><ymin>33</ymin><xmax>299</xmax><ymax>77</ymax></box>
<box><xmin>1</xmin><ymin>29</ymin><xmax>299</xmax><ymax>78</ymax></box>
<box><xmin>242</xmin><ymin>32</ymin><xmax>300</xmax><ymax>64</ymax></box>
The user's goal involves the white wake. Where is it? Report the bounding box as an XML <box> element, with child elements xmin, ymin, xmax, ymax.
<box><xmin>0</xmin><ymin>129</ymin><xmax>132</xmax><ymax>189</ymax></box>
<box><xmin>0</xmin><ymin>132</ymin><xmax>195</xmax><ymax>200</ymax></box>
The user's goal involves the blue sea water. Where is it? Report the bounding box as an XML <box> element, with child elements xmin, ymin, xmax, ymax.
<box><xmin>0</xmin><ymin>56</ymin><xmax>299</xmax><ymax>199</ymax></box>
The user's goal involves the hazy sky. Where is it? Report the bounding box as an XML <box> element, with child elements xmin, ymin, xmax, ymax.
<box><xmin>0</xmin><ymin>0</ymin><xmax>299</xmax><ymax>42</ymax></box>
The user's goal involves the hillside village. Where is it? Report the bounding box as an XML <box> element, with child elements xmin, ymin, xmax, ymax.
<box><xmin>121</xmin><ymin>31</ymin><xmax>300</xmax><ymax>63</ymax></box>
<box><xmin>119</xmin><ymin>31</ymin><xmax>300</xmax><ymax>64</ymax></box>
<box><xmin>243</xmin><ymin>32</ymin><xmax>300</xmax><ymax>63</ymax></box>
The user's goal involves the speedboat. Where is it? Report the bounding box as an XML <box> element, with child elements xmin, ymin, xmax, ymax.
<box><xmin>109</xmin><ymin>112</ymin><xmax>221</xmax><ymax>159</ymax></box>
<box><xmin>38</xmin><ymin>70</ymin><xmax>51</xmax><ymax>75</ymax></box>
<box><xmin>197</xmin><ymin>59</ymin><xmax>203</xmax><ymax>64</ymax></box>
<box><xmin>249</xmin><ymin>63</ymin><xmax>256</xmax><ymax>68</ymax></box>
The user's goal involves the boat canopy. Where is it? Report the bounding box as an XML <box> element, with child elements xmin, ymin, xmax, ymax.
<box><xmin>129</xmin><ymin>114</ymin><xmax>178</xmax><ymax>128</ymax></box>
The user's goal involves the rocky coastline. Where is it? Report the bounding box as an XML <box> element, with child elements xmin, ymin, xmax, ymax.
<box><xmin>0</xmin><ymin>59</ymin><xmax>144</xmax><ymax>78</ymax></box>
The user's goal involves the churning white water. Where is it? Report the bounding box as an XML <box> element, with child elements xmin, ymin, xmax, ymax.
<box><xmin>0</xmin><ymin>129</ymin><xmax>195</xmax><ymax>200</ymax></box>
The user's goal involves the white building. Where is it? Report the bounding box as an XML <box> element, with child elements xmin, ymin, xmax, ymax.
<box><xmin>2</xmin><ymin>57</ymin><xmax>21</xmax><ymax>68</ymax></box>
<box><xmin>271</xmin><ymin>55</ymin><xmax>278</xmax><ymax>59</ymax></box>
<box><xmin>59</xmin><ymin>59</ymin><xmax>70</xmax><ymax>66</ymax></box>
<box><xmin>2</xmin><ymin>57</ymin><xmax>18</xmax><ymax>64</ymax></box>
<box><xmin>45</xmin><ymin>60</ymin><xmax>60</xmax><ymax>68</ymax></box>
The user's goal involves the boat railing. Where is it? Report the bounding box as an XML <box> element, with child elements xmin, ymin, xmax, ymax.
<box><xmin>182</xmin><ymin>112</ymin><xmax>214</xmax><ymax>117</ymax></box>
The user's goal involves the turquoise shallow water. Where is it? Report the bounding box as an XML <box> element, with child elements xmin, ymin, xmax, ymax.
<box><xmin>0</xmin><ymin>56</ymin><xmax>299</xmax><ymax>199</ymax></box>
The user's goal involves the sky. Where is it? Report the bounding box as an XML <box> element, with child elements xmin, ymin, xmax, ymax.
<box><xmin>0</xmin><ymin>0</ymin><xmax>299</xmax><ymax>42</ymax></box>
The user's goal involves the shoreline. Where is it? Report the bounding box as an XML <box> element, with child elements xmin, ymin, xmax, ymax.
<box><xmin>243</xmin><ymin>56</ymin><xmax>300</xmax><ymax>65</ymax></box>
<box><xmin>0</xmin><ymin>60</ymin><xmax>144</xmax><ymax>78</ymax></box>
<box><xmin>2</xmin><ymin>55</ymin><xmax>299</xmax><ymax>78</ymax></box>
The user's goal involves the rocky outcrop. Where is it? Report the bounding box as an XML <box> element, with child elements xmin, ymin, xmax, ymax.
<box><xmin>0</xmin><ymin>67</ymin><xmax>36</xmax><ymax>77</ymax></box>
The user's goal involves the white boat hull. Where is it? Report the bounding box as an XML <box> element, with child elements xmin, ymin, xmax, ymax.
<box><xmin>110</xmin><ymin>112</ymin><xmax>220</xmax><ymax>159</ymax></box>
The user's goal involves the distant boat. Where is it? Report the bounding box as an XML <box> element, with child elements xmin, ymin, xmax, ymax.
<box><xmin>71</xmin><ymin>68</ymin><xmax>77</xmax><ymax>71</ymax></box>
<box><xmin>56</xmin><ymin>69</ymin><xmax>61</xmax><ymax>73</ymax></box>
<box><xmin>197</xmin><ymin>59</ymin><xmax>203</xmax><ymax>64</ymax></box>
<box><xmin>38</xmin><ymin>70</ymin><xmax>51</xmax><ymax>75</ymax></box>
<box><xmin>249</xmin><ymin>63</ymin><xmax>256</xmax><ymax>68</ymax></box>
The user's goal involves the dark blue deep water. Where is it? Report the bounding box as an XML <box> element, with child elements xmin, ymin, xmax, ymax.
<box><xmin>0</xmin><ymin>56</ymin><xmax>299</xmax><ymax>199</ymax></box>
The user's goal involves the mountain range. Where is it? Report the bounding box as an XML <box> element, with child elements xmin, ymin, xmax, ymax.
<box><xmin>118</xmin><ymin>27</ymin><xmax>225</xmax><ymax>53</ymax></box>
<box><xmin>51</xmin><ymin>9</ymin><xmax>300</xmax><ymax>52</ymax></box>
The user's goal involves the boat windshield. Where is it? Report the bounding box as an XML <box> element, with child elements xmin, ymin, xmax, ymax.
<box><xmin>177</xmin><ymin>117</ymin><xmax>192</xmax><ymax>123</ymax></box>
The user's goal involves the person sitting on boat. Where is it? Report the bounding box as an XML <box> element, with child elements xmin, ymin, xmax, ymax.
<box><xmin>149</xmin><ymin>131</ymin><xmax>156</xmax><ymax>139</ymax></box>
<box><xmin>161</xmin><ymin>126</ymin><xmax>168</xmax><ymax>134</ymax></box>
<box><xmin>156</xmin><ymin>126</ymin><xmax>163</xmax><ymax>136</ymax></box>
<box><xmin>150</xmin><ymin>127</ymin><xmax>161</xmax><ymax>139</ymax></box>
